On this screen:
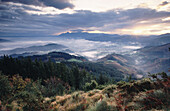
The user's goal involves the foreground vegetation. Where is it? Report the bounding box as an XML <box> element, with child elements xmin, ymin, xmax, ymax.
<box><xmin>0</xmin><ymin>71</ymin><xmax>169</xmax><ymax>111</ymax></box>
<box><xmin>0</xmin><ymin>56</ymin><xmax>169</xmax><ymax>110</ymax></box>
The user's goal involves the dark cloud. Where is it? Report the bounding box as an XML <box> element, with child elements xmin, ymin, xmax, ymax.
<box><xmin>0</xmin><ymin>3</ymin><xmax>170</xmax><ymax>37</ymax></box>
<box><xmin>0</xmin><ymin>5</ymin><xmax>9</xmax><ymax>10</ymax></box>
<box><xmin>159</xmin><ymin>1</ymin><xmax>169</xmax><ymax>6</ymax></box>
<box><xmin>1</xmin><ymin>0</ymin><xmax>74</xmax><ymax>9</ymax></box>
<box><xmin>52</xmin><ymin>8</ymin><xmax>170</xmax><ymax>29</ymax></box>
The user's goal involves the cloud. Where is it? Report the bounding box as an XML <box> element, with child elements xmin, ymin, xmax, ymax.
<box><xmin>1</xmin><ymin>0</ymin><xmax>74</xmax><ymax>9</ymax></box>
<box><xmin>159</xmin><ymin>1</ymin><xmax>169</xmax><ymax>6</ymax></box>
<box><xmin>0</xmin><ymin>2</ymin><xmax>170</xmax><ymax>36</ymax></box>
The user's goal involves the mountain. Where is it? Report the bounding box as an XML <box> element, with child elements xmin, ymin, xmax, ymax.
<box><xmin>0</xmin><ymin>43</ymin><xmax>73</xmax><ymax>57</ymax></box>
<box><xmin>151</xmin><ymin>33</ymin><xmax>170</xmax><ymax>46</ymax></box>
<box><xmin>58</xmin><ymin>32</ymin><xmax>170</xmax><ymax>48</ymax></box>
<box><xmin>135</xmin><ymin>43</ymin><xmax>170</xmax><ymax>58</ymax></box>
<box><xmin>97</xmin><ymin>53</ymin><xmax>143</xmax><ymax>78</ymax></box>
<box><xmin>96</xmin><ymin>43</ymin><xmax>170</xmax><ymax>76</ymax></box>
<box><xmin>58</xmin><ymin>31</ymin><xmax>122</xmax><ymax>42</ymax></box>
<box><xmin>57</xmin><ymin>31</ymin><xmax>153</xmax><ymax>44</ymax></box>
<box><xmin>131</xmin><ymin>43</ymin><xmax>170</xmax><ymax>74</ymax></box>
<box><xmin>20</xmin><ymin>51</ymin><xmax>88</xmax><ymax>62</ymax></box>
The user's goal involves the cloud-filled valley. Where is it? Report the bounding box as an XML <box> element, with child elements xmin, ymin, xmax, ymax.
<box><xmin>0</xmin><ymin>35</ymin><xmax>144</xmax><ymax>61</ymax></box>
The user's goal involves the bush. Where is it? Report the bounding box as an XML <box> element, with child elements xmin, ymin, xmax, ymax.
<box><xmin>102</xmin><ymin>85</ymin><xmax>116</xmax><ymax>94</ymax></box>
<box><xmin>84</xmin><ymin>80</ymin><xmax>98</xmax><ymax>91</ymax></box>
<box><xmin>116</xmin><ymin>81</ymin><xmax>126</xmax><ymax>88</ymax></box>
<box><xmin>9</xmin><ymin>82</ymin><xmax>47</xmax><ymax>110</ymax></box>
<box><xmin>0</xmin><ymin>73</ymin><xmax>12</xmax><ymax>101</ymax></box>
<box><xmin>43</xmin><ymin>77</ymin><xmax>70</xmax><ymax>97</ymax></box>
<box><xmin>117</xmin><ymin>78</ymin><xmax>154</xmax><ymax>93</ymax></box>
<box><xmin>137</xmin><ymin>89</ymin><xmax>169</xmax><ymax>110</ymax></box>
<box><xmin>10</xmin><ymin>74</ymin><xmax>27</xmax><ymax>93</ymax></box>
<box><xmin>87</xmin><ymin>100</ymin><xmax>112</xmax><ymax>111</ymax></box>
<box><xmin>96</xmin><ymin>85</ymin><xmax>106</xmax><ymax>90</ymax></box>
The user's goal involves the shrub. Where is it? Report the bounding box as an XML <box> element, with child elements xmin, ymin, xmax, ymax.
<box><xmin>43</xmin><ymin>77</ymin><xmax>70</xmax><ymax>97</ymax></box>
<box><xmin>71</xmin><ymin>91</ymin><xmax>83</xmax><ymax>101</ymax></box>
<box><xmin>0</xmin><ymin>73</ymin><xmax>12</xmax><ymax>101</ymax></box>
<box><xmin>87</xmin><ymin>100</ymin><xmax>111</xmax><ymax>111</ymax></box>
<box><xmin>10</xmin><ymin>74</ymin><xmax>27</xmax><ymax>93</ymax></box>
<box><xmin>137</xmin><ymin>89</ymin><xmax>169</xmax><ymax>110</ymax></box>
<box><xmin>8</xmin><ymin>81</ymin><xmax>48</xmax><ymax>111</ymax></box>
<box><xmin>84</xmin><ymin>80</ymin><xmax>98</xmax><ymax>91</ymax></box>
<box><xmin>96</xmin><ymin>85</ymin><xmax>105</xmax><ymax>90</ymax></box>
<box><xmin>117</xmin><ymin>78</ymin><xmax>154</xmax><ymax>93</ymax></box>
<box><xmin>116</xmin><ymin>81</ymin><xmax>126</xmax><ymax>88</ymax></box>
<box><xmin>102</xmin><ymin>85</ymin><xmax>116</xmax><ymax>94</ymax></box>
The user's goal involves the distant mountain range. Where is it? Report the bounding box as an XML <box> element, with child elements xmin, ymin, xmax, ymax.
<box><xmin>57</xmin><ymin>32</ymin><xmax>170</xmax><ymax>46</ymax></box>
<box><xmin>57</xmin><ymin>31</ymin><xmax>151</xmax><ymax>43</ymax></box>
<box><xmin>0</xmin><ymin>43</ymin><xmax>73</xmax><ymax>57</ymax></box>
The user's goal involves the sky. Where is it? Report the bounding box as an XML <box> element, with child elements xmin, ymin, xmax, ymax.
<box><xmin>0</xmin><ymin>0</ymin><xmax>170</xmax><ymax>37</ymax></box>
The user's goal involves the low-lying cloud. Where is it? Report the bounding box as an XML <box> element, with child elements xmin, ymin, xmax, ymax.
<box><xmin>0</xmin><ymin>37</ymin><xmax>142</xmax><ymax>60</ymax></box>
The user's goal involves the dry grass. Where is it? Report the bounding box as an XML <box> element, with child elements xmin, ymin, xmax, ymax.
<box><xmin>43</xmin><ymin>75</ymin><xmax>170</xmax><ymax>111</ymax></box>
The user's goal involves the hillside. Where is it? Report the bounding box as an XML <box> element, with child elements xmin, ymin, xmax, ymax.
<box><xmin>22</xmin><ymin>51</ymin><xmax>88</xmax><ymax>62</ymax></box>
<box><xmin>14</xmin><ymin>52</ymin><xmax>141</xmax><ymax>80</ymax></box>
<box><xmin>151</xmin><ymin>33</ymin><xmax>170</xmax><ymax>46</ymax></box>
<box><xmin>131</xmin><ymin>43</ymin><xmax>170</xmax><ymax>74</ymax></box>
<box><xmin>63</xmin><ymin>61</ymin><xmax>125</xmax><ymax>81</ymax></box>
<box><xmin>97</xmin><ymin>53</ymin><xmax>142</xmax><ymax>78</ymax></box>
<box><xmin>135</xmin><ymin>43</ymin><xmax>170</xmax><ymax>58</ymax></box>
<box><xmin>0</xmin><ymin>43</ymin><xmax>71</xmax><ymax>57</ymax></box>
<box><xmin>0</xmin><ymin>53</ymin><xmax>127</xmax><ymax>81</ymax></box>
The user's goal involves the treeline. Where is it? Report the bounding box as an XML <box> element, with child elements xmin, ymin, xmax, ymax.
<box><xmin>0</xmin><ymin>56</ymin><xmax>115</xmax><ymax>93</ymax></box>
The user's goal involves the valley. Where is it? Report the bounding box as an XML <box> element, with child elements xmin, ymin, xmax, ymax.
<box><xmin>0</xmin><ymin>32</ymin><xmax>169</xmax><ymax>76</ymax></box>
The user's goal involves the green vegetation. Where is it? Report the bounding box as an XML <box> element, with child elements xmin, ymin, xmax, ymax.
<box><xmin>63</xmin><ymin>61</ymin><xmax>124</xmax><ymax>81</ymax></box>
<box><xmin>67</xmin><ymin>58</ymin><xmax>83</xmax><ymax>62</ymax></box>
<box><xmin>0</xmin><ymin>56</ymin><xmax>169</xmax><ymax>111</ymax></box>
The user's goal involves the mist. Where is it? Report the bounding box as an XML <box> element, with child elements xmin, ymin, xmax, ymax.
<box><xmin>0</xmin><ymin>37</ymin><xmax>143</xmax><ymax>60</ymax></box>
